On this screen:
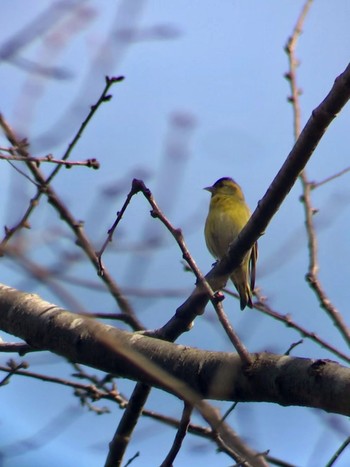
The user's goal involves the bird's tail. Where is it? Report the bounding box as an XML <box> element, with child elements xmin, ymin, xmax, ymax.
<box><xmin>230</xmin><ymin>270</ymin><xmax>253</xmax><ymax>311</ymax></box>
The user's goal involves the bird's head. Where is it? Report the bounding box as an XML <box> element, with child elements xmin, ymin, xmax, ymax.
<box><xmin>204</xmin><ymin>177</ymin><xmax>243</xmax><ymax>198</ymax></box>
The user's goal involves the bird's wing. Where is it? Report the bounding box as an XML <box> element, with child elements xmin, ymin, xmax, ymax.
<box><xmin>249</xmin><ymin>242</ymin><xmax>258</xmax><ymax>291</ymax></box>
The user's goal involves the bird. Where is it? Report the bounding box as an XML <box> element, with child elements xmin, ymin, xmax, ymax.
<box><xmin>204</xmin><ymin>177</ymin><xmax>257</xmax><ymax>310</ymax></box>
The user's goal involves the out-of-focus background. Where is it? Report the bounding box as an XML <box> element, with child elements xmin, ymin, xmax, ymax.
<box><xmin>0</xmin><ymin>1</ymin><xmax>349</xmax><ymax>466</ymax></box>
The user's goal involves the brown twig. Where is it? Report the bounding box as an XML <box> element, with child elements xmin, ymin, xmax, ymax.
<box><xmin>132</xmin><ymin>180</ymin><xmax>252</xmax><ymax>361</ymax></box>
<box><xmin>212</xmin><ymin>300</ymin><xmax>252</xmax><ymax>366</ymax></box>
<box><xmin>0</xmin><ymin>152</ymin><xmax>100</xmax><ymax>169</ymax></box>
<box><xmin>284</xmin><ymin>0</ymin><xmax>350</xmax><ymax>345</ymax></box>
<box><xmin>310</xmin><ymin>165</ymin><xmax>350</xmax><ymax>189</ymax></box>
<box><xmin>158</xmin><ymin>59</ymin><xmax>350</xmax><ymax>343</ymax></box>
<box><xmin>284</xmin><ymin>339</ymin><xmax>303</xmax><ymax>356</ymax></box>
<box><xmin>0</xmin><ymin>360</ymin><xmax>28</xmax><ymax>386</ymax></box>
<box><xmin>284</xmin><ymin>0</ymin><xmax>314</xmax><ymax>139</ymax></box>
<box><xmin>0</xmin><ymin>361</ymin><xmax>211</xmax><ymax>437</ymax></box>
<box><xmin>253</xmin><ymin>291</ymin><xmax>350</xmax><ymax>364</ymax></box>
<box><xmin>99</xmin><ymin>179</ymin><xmax>252</xmax><ymax>363</ymax></box>
<box><xmin>101</xmin><ymin>179</ymin><xmax>253</xmax><ymax>465</ymax></box>
<box><xmin>160</xmin><ymin>402</ymin><xmax>193</xmax><ymax>467</ymax></box>
<box><xmin>47</xmin><ymin>75</ymin><xmax>123</xmax><ymax>185</ymax></box>
<box><xmin>97</xmin><ymin>178</ymin><xmax>144</xmax><ymax>274</ymax></box>
<box><xmin>0</xmin><ymin>76</ymin><xmax>121</xmax><ymax>250</ymax></box>
<box><xmin>0</xmin><ymin>114</ymin><xmax>142</xmax><ymax>331</ymax></box>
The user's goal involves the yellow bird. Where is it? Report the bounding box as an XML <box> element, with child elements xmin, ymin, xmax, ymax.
<box><xmin>204</xmin><ymin>177</ymin><xmax>257</xmax><ymax>310</ymax></box>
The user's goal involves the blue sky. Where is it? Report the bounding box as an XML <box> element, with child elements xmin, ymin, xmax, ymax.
<box><xmin>0</xmin><ymin>1</ymin><xmax>349</xmax><ymax>466</ymax></box>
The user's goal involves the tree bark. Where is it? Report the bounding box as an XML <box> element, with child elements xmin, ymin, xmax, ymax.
<box><xmin>0</xmin><ymin>283</ymin><xmax>349</xmax><ymax>416</ymax></box>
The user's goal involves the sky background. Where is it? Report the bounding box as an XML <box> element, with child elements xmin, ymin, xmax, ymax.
<box><xmin>0</xmin><ymin>1</ymin><xmax>349</xmax><ymax>466</ymax></box>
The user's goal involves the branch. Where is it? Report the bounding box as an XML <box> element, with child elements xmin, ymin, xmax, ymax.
<box><xmin>98</xmin><ymin>178</ymin><xmax>252</xmax><ymax>364</ymax></box>
<box><xmin>157</xmin><ymin>61</ymin><xmax>350</xmax><ymax>342</ymax></box>
<box><xmin>0</xmin><ymin>76</ymin><xmax>120</xmax><ymax>251</ymax></box>
<box><xmin>0</xmin><ymin>284</ymin><xmax>349</xmax><ymax>418</ymax></box>
<box><xmin>253</xmin><ymin>291</ymin><xmax>350</xmax><ymax>364</ymax></box>
<box><xmin>284</xmin><ymin>2</ymin><xmax>350</xmax><ymax>345</ymax></box>
<box><xmin>0</xmin><ymin>152</ymin><xmax>100</xmax><ymax>169</ymax></box>
<box><xmin>46</xmin><ymin>75</ymin><xmax>123</xmax><ymax>185</ymax></box>
<box><xmin>0</xmin><ymin>283</ymin><xmax>267</xmax><ymax>467</ymax></box>
<box><xmin>160</xmin><ymin>403</ymin><xmax>192</xmax><ymax>467</ymax></box>
<box><xmin>0</xmin><ymin>113</ymin><xmax>142</xmax><ymax>331</ymax></box>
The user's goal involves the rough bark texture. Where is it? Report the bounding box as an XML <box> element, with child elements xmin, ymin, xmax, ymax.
<box><xmin>0</xmin><ymin>283</ymin><xmax>349</xmax><ymax>416</ymax></box>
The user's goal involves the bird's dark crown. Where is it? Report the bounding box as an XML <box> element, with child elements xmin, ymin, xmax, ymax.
<box><xmin>213</xmin><ymin>177</ymin><xmax>236</xmax><ymax>188</ymax></box>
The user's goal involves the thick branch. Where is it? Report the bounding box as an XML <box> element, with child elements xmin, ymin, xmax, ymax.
<box><xmin>0</xmin><ymin>284</ymin><xmax>349</xmax><ymax>417</ymax></box>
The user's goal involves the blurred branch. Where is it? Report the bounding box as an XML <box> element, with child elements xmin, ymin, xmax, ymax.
<box><xmin>62</xmin><ymin>275</ymin><xmax>189</xmax><ymax>297</ymax></box>
<box><xmin>3</xmin><ymin>245</ymin><xmax>89</xmax><ymax>311</ymax></box>
<box><xmin>0</xmin><ymin>0</ymin><xmax>83</xmax><ymax>77</ymax></box>
<box><xmin>284</xmin><ymin>0</ymin><xmax>350</xmax><ymax>345</ymax></box>
<box><xmin>31</xmin><ymin>0</ymin><xmax>147</xmax><ymax>149</ymax></box>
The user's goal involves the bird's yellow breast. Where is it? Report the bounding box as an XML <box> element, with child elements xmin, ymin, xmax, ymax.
<box><xmin>204</xmin><ymin>193</ymin><xmax>251</xmax><ymax>259</ymax></box>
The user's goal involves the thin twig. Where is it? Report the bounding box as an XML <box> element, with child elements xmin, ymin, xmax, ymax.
<box><xmin>160</xmin><ymin>403</ymin><xmax>193</xmax><ymax>467</ymax></box>
<box><xmin>124</xmin><ymin>452</ymin><xmax>140</xmax><ymax>467</ymax></box>
<box><xmin>99</xmin><ymin>179</ymin><xmax>252</xmax><ymax>364</ymax></box>
<box><xmin>310</xmin><ymin>165</ymin><xmax>350</xmax><ymax>189</ymax></box>
<box><xmin>0</xmin><ymin>360</ymin><xmax>28</xmax><ymax>386</ymax></box>
<box><xmin>213</xmin><ymin>300</ymin><xmax>252</xmax><ymax>366</ymax></box>
<box><xmin>46</xmin><ymin>75</ymin><xmax>123</xmax><ymax>185</ymax></box>
<box><xmin>0</xmin><ymin>76</ymin><xmax>121</xmax><ymax>250</ymax></box>
<box><xmin>325</xmin><ymin>436</ymin><xmax>350</xmax><ymax>467</ymax></box>
<box><xmin>0</xmin><ymin>362</ymin><xmax>212</xmax><ymax>438</ymax></box>
<box><xmin>134</xmin><ymin>180</ymin><xmax>252</xmax><ymax>362</ymax></box>
<box><xmin>0</xmin><ymin>114</ymin><xmax>142</xmax><ymax>330</ymax></box>
<box><xmin>101</xmin><ymin>179</ymin><xmax>253</xmax><ymax>465</ymax></box>
<box><xmin>284</xmin><ymin>0</ymin><xmax>350</xmax><ymax>345</ymax></box>
<box><xmin>0</xmin><ymin>153</ymin><xmax>100</xmax><ymax>169</ymax></box>
<box><xmin>284</xmin><ymin>339</ymin><xmax>303</xmax><ymax>356</ymax></box>
<box><xmin>253</xmin><ymin>291</ymin><xmax>350</xmax><ymax>364</ymax></box>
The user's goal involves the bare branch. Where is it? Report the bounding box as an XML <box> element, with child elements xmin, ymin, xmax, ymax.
<box><xmin>311</xmin><ymin>165</ymin><xmax>350</xmax><ymax>189</ymax></box>
<box><xmin>253</xmin><ymin>291</ymin><xmax>350</xmax><ymax>364</ymax></box>
<box><xmin>0</xmin><ymin>152</ymin><xmax>100</xmax><ymax>169</ymax></box>
<box><xmin>156</xmin><ymin>59</ymin><xmax>350</xmax><ymax>344</ymax></box>
<box><xmin>0</xmin><ymin>284</ymin><xmax>349</xmax><ymax>418</ymax></box>
<box><xmin>284</xmin><ymin>1</ymin><xmax>350</xmax><ymax>345</ymax></box>
<box><xmin>0</xmin><ymin>113</ymin><xmax>142</xmax><ymax>330</ymax></box>
<box><xmin>160</xmin><ymin>403</ymin><xmax>192</xmax><ymax>467</ymax></box>
<box><xmin>46</xmin><ymin>75</ymin><xmax>124</xmax><ymax>185</ymax></box>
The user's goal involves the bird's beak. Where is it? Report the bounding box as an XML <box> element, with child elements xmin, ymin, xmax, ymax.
<box><xmin>204</xmin><ymin>186</ymin><xmax>213</xmax><ymax>193</ymax></box>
